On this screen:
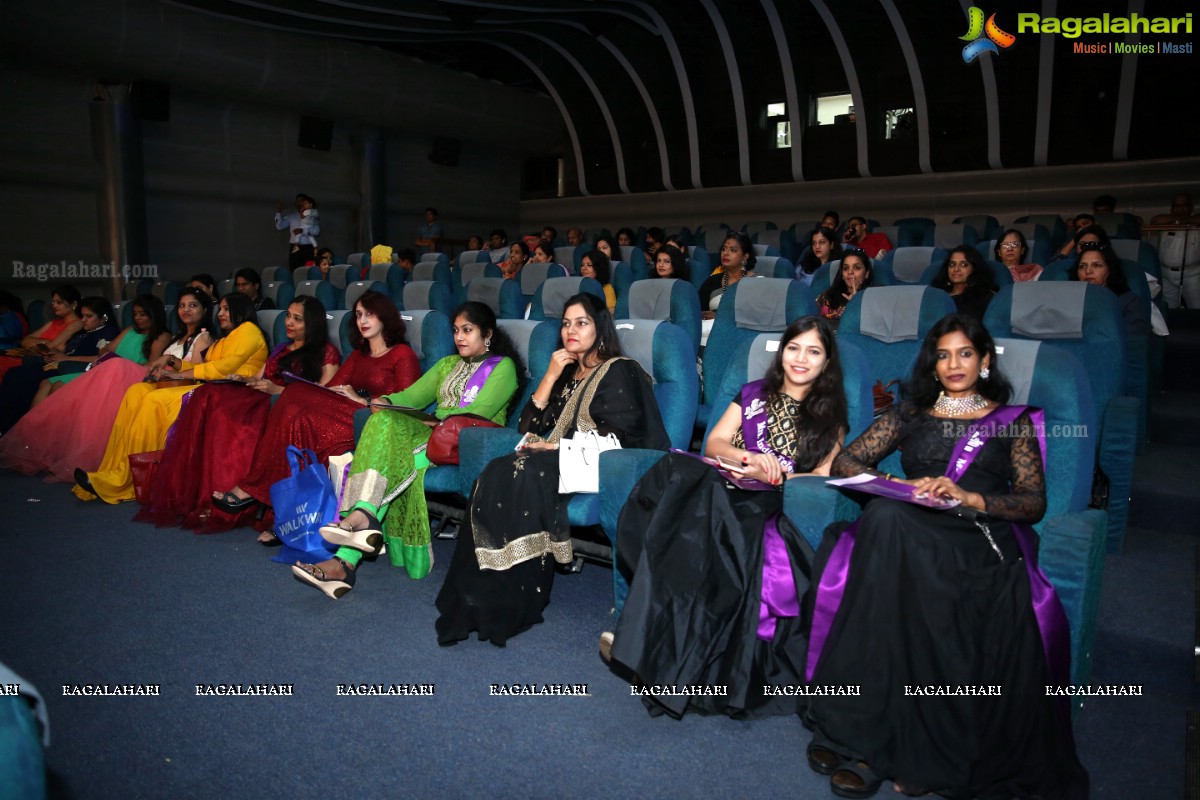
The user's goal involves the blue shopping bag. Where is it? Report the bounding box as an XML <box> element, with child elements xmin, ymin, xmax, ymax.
<box><xmin>269</xmin><ymin>446</ymin><xmax>339</xmax><ymax>565</ymax></box>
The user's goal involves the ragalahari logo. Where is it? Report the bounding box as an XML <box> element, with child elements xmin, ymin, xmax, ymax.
<box><xmin>960</xmin><ymin>8</ymin><xmax>1017</xmax><ymax>62</ymax></box>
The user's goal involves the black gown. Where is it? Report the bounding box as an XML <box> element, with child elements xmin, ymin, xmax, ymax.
<box><xmin>611</xmin><ymin>389</ymin><xmax>830</xmax><ymax>719</ymax></box>
<box><xmin>807</xmin><ymin>407</ymin><xmax>1088</xmax><ymax>800</ymax></box>
<box><xmin>435</xmin><ymin>357</ymin><xmax>669</xmax><ymax>647</ymax></box>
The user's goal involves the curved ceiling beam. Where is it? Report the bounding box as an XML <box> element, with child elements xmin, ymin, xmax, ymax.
<box><xmin>759</xmin><ymin>0</ymin><xmax>803</xmax><ymax>182</ymax></box>
<box><xmin>1113</xmin><ymin>0</ymin><xmax>1143</xmax><ymax>161</ymax></box>
<box><xmin>699</xmin><ymin>0</ymin><xmax>750</xmax><ymax>186</ymax></box>
<box><xmin>620</xmin><ymin>1</ymin><xmax>702</xmax><ymax>189</ymax></box>
<box><xmin>808</xmin><ymin>0</ymin><xmax>870</xmax><ymax>177</ymax></box>
<box><xmin>315</xmin><ymin>0</ymin><xmax>450</xmax><ymax>23</ymax></box>
<box><xmin>957</xmin><ymin>0</ymin><xmax>1003</xmax><ymax>169</ymax></box>
<box><xmin>596</xmin><ymin>35</ymin><xmax>675</xmax><ymax>191</ymax></box>
<box><xmin>1033</xmin><ymin>0</ymin><xmax>1057</xmax><ymax>166</ymax></box>
<box><xmin>877</xmin><ymin>0</ymin><xmax>931</xmax><ymax>174</ymax></box>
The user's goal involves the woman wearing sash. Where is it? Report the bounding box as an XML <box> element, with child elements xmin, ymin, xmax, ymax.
<box><xmin>435</xmin><ymin>293</ymin><xmax>669</xmax><ymax>647</ymax></box>
<box><xmin>292</xmin><ymin>301</ymin><xmax>520</xmax><ymax>595</ymax></box>
<box><xmin>805</xmin><ymin>314</ymin><xmax>1087</xmax><ymax>799</ymax></box>
<box><xmin>608</xmin><ymin>316</ymin><xmax>845</xmax><ymax>718</ymax></box>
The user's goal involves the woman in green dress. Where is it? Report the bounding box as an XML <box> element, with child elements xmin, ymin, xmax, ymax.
<box><xmin>293</xmin><ymin>301</ymin><xmax>522</xmax><ymax>597</ymax></box>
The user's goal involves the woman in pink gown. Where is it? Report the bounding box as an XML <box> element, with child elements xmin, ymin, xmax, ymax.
<box><xmin>0</xmin><ymin>295</ymin><xmax>172</xmax><ymax>482</ymax></box>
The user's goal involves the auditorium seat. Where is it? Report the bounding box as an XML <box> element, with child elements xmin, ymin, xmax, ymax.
<box><xmin>616</xmin><ymin>278</ymin><xmax>702</xmax><ymax>356</ymax></box>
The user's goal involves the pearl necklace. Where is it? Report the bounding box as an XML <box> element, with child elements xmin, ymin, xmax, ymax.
<box><xmin>933</xmin><ymin>391</ymin><xmax>989</xmax><ymax>417</ymax></box>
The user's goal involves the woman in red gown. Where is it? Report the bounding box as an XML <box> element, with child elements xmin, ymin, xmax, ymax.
<box><xmin>212</xmin><ymin>291</ymin><xmax>420</xmax><ymax>527</ymax></box>
<box><xmin>136</xmin><ymin>295</ymin><xmax>341</xmax><ymax>534</ymax></box>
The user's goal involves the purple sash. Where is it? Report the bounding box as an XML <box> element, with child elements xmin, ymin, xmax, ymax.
<box><xmin>460</xmin><ymin>356</ymin><xmax>502</xmax><ymax>407</ymax></box>
<box><xmin>806</xmin><ymin>405</ymin><xmax>1072</xmax><ymax>693</ymax></box>
<box><xmin>739</xmin><ymin>379</ymin><xmax>795</xmax><ymax>473</ymax></box>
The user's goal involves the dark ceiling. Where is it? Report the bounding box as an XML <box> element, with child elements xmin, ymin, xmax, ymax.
<box><xmin>162</xmin><ymin>0</ymin><xmax>1199</xmax><ymax>196</ymax></box>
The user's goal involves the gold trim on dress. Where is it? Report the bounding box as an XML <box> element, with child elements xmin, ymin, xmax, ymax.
<box><xmin>475</xmin><ymin>532</ymin><xmax>575</xmax><ymax>571</ymax></box>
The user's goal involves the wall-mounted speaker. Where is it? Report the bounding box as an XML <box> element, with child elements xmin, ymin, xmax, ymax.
<box><xmin>429</xmin><ymin>136</ymin><xmax>460</xmax><ymax>166</ymax></box>
<box><xmin>299</xmin><ymin>116</ymin><xmax>333</xmax><ymax>151</ymax></box>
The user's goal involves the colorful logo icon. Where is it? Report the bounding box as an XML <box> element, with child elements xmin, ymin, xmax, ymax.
<box><xmin>960</xmin><ymin>7</ymin><xmax>1017</xmax><ymax>62</ymax></box>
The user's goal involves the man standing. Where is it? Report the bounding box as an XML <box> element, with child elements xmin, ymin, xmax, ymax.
<box><xmin>1151</xmin><ymin>192</ymin><xmax>1200</xmax><ymax>308</ymax></box>
<box><xmin>842</xmin><ymin>216</ymin><xmax>892</xmax><ymax>260</ymax></box>
<box><xmin>416</xmin><ymin>207</ymin><xmax>443</xmax><ymax>253</ymax></box>
<box><xmin>275</xmin><ymin>194</ymin><xmax>320</xmax><ymax>269</ymax></box>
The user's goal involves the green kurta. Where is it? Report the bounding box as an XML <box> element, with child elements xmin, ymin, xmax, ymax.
<box><xmin>339</xmin><ymin>354</ymin><xmax>518</xmax><ymax>578</ymax></box>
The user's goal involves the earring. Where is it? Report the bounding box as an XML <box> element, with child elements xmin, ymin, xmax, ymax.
<box><xmin>980</xmin><ymin>366</ymin><xmax>990</xmax><ymax>380</ymax></box>
<box><xmin>484</xmin><ymin>338</ymin><xmax>491</xmax><ymax>350</ymax></box>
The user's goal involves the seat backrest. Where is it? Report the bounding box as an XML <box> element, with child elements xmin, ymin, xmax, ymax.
<box><xmin>953</xmin><ymin>214</ymin><xmax>1002</xmax><ymax>242</ymax></box>
<box><xmin>837</xmin><ymin>285</ymin><xmax>957</xmax><ymax>389</ymax></box>
<box><xmin>742</xmin><ymin>220</ymin><xmax>776</xmax><ymax>238</ymax></box>
<box><xmin>398</xmin><ymin>309</ymin><xmax>455</xmax><ymax>373</ymax></box>
<box><xmin>1014</xmin><ymin>214</ymin><xmax>1067</xmax><ymax>248</ymax></box>
<box><xmin>1091</xmin><ymin>213</ymin><xmax>1140</xmax><ymax>240</ymax></box>
<box><xmin>467</xmin><ymin>277</ymin><xmax>526</xmax><ymax>320</ymax></box>
<box><xmin>256</xmin><ymin>310</ymin><xmax>284</xmax><ymax>349</ymax></box>
<box><xmin>756</xmin><ymin>256</ymin><xmax>796</xmax><ymax>280</ymax></box>
<box><xmin>554</xmin><ymin>246</ymin><xmax>577</xmax><ymax>269</ymax></box>
<box><xmin>529</xmin><ymin>276</ymin><xmax>606</xmax><ymax>321</ymax></box>
<box><xmin>614</xmin><ymin>319</ymin><xmax>699</xmax><ymax>450</ymax></box>
<box><xmin>755</xmin><ymin>229</ymin><xmax>782</xmax><ymax>249</ymax></box>
<box><xmin>456</xmin><ymin>261</ymin><xmax>503</xmax><ymax>303</ymax></box>
<box><xmin>368</xmin><ymin>263</ymin><xmax>409</xmax><ymax>298</ymax></box>
<box><xmin>111</xmin><ymin>301</ymin><xmax>133</xmax><ymax>329</ymax></box>
<box><xmin>688</xmin><ymin>245</ymin><xmax>711</xmax><ymax>272</ymax></box>
<box><xmin>26</xmin><ymin>299</ymin><xmax>45</xmax><ymax>330</ymax></box>
<box><xmin>327</xmin><ymin>264</ymin><xmax>353</xmax><ymax>290</ymax></box>
<box><xmin>292</xmin><ymin>266</ymin><xmax>317</xmax><ymax>286</ymax></box>
<box><xmin>1007</xmin><ymin>223</ymin><xmax>1053</xmax><ymax>264</ymax></box>
<box><xmin>263</xmin><ymin>281</ymin><xmax>294</xmax><ymax>309</ymax></box>
<box><xmin>933</xmin><ymin>223</ymin><xmax>979</xmax><ymax>249</ymax></box>
<box><xmin>295</xmin><ymin>280</ymin><xmax>335</xmax><ymax>310</ymax></box>
<box><xmin>456</xmin><ymin>249</ymin><xmax>489</xmax><ymax>270</ymax></box>
<box><xmin>892</xmin><ymin>217</ymin><xmax>935</xmax><ymax>247</ymax></box>
<box><xmin>616</xmin><ymin>278</ymin><xmax>702</xmax><ymax>356</ymax></box>
<box><xmin>701</xmin><ymin>228</ymin><xmax>731</xmax><ymax>253</ymax></box>
<box><xmin>809</xmin><ymin>261</ymin><xmax>838</xmax><ymax>295</ymax></box>
<box><xmin>343</xmin><ymin>280</ymin><xmax>388</xmax><ymax>312</ymax></box>
<box><xmin>401</xmin><ymin>281</ymin><xmax>455</xmax><ymax>316</ymax></box>
<box><xmin>324</xmin><ymin>310</ymin><xmax>348</xmax><ymax>357</ymax></box>
<box><xmin>412</xmin><ymin>260</ymin><xmax>451</xmax><ymax>285</ymax></box>
<box><xmin>345</xmin><ymin>253</ymin><xmax>369</xmax><ymax>271</ymax></box>
<box><xmin>701</xmin><ymin>278</ymin><xmax>817</xmax><ymax>406</ymax></box>
<box><xmin>518</xmin><ymin>262</ymin><xmax>571</xmax><ymax>304</ymax></box>
<box><xmin>493</xmin><ymin>319</ymin><xmax>561</xmax><ymax>429</ymax></box>
<box><xmin>752</xmin><ymin>243</ymin><xmax>782</xmax><ymax>257</ymax></box>
<box><xmin>419</xmin><ymin>252</ymin><xmax>450</xmax><ymax>267</ymax></box>
<box><xmin>152</xmin><ymin>281</ymin><xmax>181</xmax><ymax>307</ymax></box>
<box><xmin>218</xmin><ymin>278</ymin><xmax>234</xmax><ymax>299</ymax></box>
<box><xmin>983</xmin><ymin>282</ymin><xmax>1126</xmax><ymax>418</ymax></box>
<box><xmin>261</xmin><ymin>266</ymin><xmax>289</xmax><ymax>285</ymax></box>
<box><xmin>884</xmin><ymin>247</ymin><xmax>946</xmax><ymax>284</ymax></box>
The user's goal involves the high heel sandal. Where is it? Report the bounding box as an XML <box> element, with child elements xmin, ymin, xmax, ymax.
<box><xmin>291</xmin><ymin>556</ymin><xmax>356</xmax><ymax>599</ymax></box>
<box><xmin>74</xmin><ymin>468</ymin><xmax>97</xmax><ymax>498</ymax></box>
<box><xmin>212</xmin><ymin>490</ymin><xmax>258</xmax><ymax>513</ymax></box>
<box><xmin>319</xmin><ymin>510</ymin><xmax>383</xmax><ymax>553</ymax></box>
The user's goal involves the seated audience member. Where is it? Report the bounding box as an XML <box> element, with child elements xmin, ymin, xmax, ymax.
<box><xmin>0</xmin><ymin>291</ymin><xmax>28</xmax><ymax>350</ymax></box>
<box><xmin>0</xmin><ymin>295</ymin><xmax>170</xmax><ymax>482</ymax></box>
<box><xmin>416</xmin><ymin>207</ymin><xmax>443</xmax><ymax>253</ymax></box>
<box><xmin>485</xmin><ymin>229</ymin><xmax>508</xmax><ymax>265</ymax></box>
<box><xmin>435</xmin><ymin>294</ymin><xmax>666</xmax><ymax>644</ymax></box>
<box><xmin>139</xmin><ymin>294</ymin><xmax>342</xmax><ymax>535</ymax></box>
<box><xmin>0</xmin><ymin>285</ymin><xmax>82</xmax><ymax>384</ymax></box>
<box><xmin>580</xmin><ymin>249</ymin><xmax>617</xmax><ymax>312</ymax></box>
<box><xmin>995</xmin><ymin>228</ymin><xmax>1043</xmax><ymax>282</ymax></box>
<box><xmin>1093</xmin><ymin>194</ymin><xmax>1116</xmax><ymax>215</ymax></box>
<box><xmin>699</xmin><ymin>232</ymin><xmax>759</xmax><ymax>320</ymax></box>
<box><xmin>797</xmin><ymin>226</ymin><xmax>844</xmax><ymax>286</ymax></box>
<box><xmin>616</xmin><ymin>227</ymin><xmax>637</xmax><ymax>247</ymax></box>
<box><xmin>566</xmin><ymin>228</ymin><xmax>584</xmax><ymax>247</ymax></box>
<box><xmin>189</xmin><ymin>274</ymin><xmax>219</xmax><ymax>301</ymax></box>
<box><xmin>501</xmin><ymin>241</ymin><xmax>531</xmax><ymax>280</ymax></box>
<box><xmin>644</xmin><ymin>227</ymin><xmax>665</xmax><ymax>258</ymax></box>
<box><xmin>803</xmin><ymin>314</ymin><xmax>1087</xmax><ymax>800</ymax></box>
<box><xmin>608</xmin><ymin>316</ymin><xmax>845</xmax><ymax>717</ymax></box>
<box><xmin>663</xmin><ymin>234</ymin><xmax>689</xmax><ymax>259</ymax></box>
<box><xmin>1051</xmin><ymin>216</ymin><xmax>1098</xmax><ymax>262</ymax></box>
<box><xmin>1069</xmin><ymin>242</ymin><xmax>1150</xmax><ymax>337</ymax></box>
<box><xmin>395</xmin><ymin>248</ymin><xmax>418</xmax><ymax>276</ymax></box>
<box><xmin>0</xmin><ymin>296</ymin><xmax>118</xmax><ymax>432</ymax></box>
<box><xmin>293</xmin><ymin>301</ymin><xmax>518</xmax><ymax>595</ymax></box>
<box><xmin>930</xmin><ymin>245</ymin><xmax>997</xmax><ymax>322</ymax></box>
<box><xmin>466</xmin><ymin>235</ymin><xmax>484</xmax><ymax>253</ymax></box>
<box><xmin>530</xmin><ymin>242</ymin><xmax>555</xmax><ymax>264</ymax></box>
<box><xmin>73</xmin><ymin>292</ymin><xmax>267</xmax><ymax>504</ymax></box>
<box><xmin>315</xmin><ymin>248</ymin><xmax>335</xmax><ymax>279</ymax></box>
<box><xmin>540</xmin><ymin>226</ymin><xmax>558</xmax><ymax>248</ymax></box>
<box><xmin>815</xmin><ymin>248</ymin><xmax>874</xmax><ymax>323</ymax></box>
<box><xmin>821</xmin><ymin>210</ymin><xmax>841</xmax><ymax>232</ymax></box>
<box><xmin>1151</xmin><ymin>191</ymin><xmax>1200</xmax><ymax>308</ymax></box>
<box><xmin>211</xmin><ymin>291</ymin><xmax>419</xmax><ymax>532</ymax></box>
<box><xmin>842</xmin><ymin>216</ymin><xmax>891</xmax><ymax>260</ymax></box>
<box><xmin>653</xmin><ymin>247</ymin><xmax>690</xmax><ymax>281</ymax></box>
<box><xmin>594</xmin><ymin>235</ymin><xmax>619</xmax><ymax>263</ymax></box>
<box><xmin>234</xmin><ymin>268</ymin><xmax>275</xmax><ymax>311</ymax></box>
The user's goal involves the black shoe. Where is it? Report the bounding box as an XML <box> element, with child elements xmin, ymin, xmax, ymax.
<box><xmin>74</xmin><ymin>468</ymin><xmax>96</xmax><ymax>497</ymax></box>
<box><xmin>212</xmin><ymin>490</ymin><xmax>258</xmax><ymax>513</ymax></box>
<box><xmin>291</xmin><ymin>556</ymin><xmax>356</xmax><ymax>599</ymax></box>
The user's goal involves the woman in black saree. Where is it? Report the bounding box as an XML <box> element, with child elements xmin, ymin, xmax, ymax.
<box><xmin>804</xmin><ymin>313</ymin><xmax>1087</xmax><ymax>799</ymax></box>
<box><xmin>435</xmin><ymin>293</ymin><xmax>669</xmax><ymax>647</ymax></box>
<box><xmin>608</xmin><ymin>316</ymin><xmax>846</xmax><ymax>719</ymax></box>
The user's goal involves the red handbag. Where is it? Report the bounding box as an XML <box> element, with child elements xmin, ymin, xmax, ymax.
<box><xmin>129</xmin><ymin>449</ymin><xmax>165</xmax><ymax>505</ymax></box>
<box><xmin>426</xmin><ymin>414</ymin><xmax>501</xmax><ymax>465</ymax></box>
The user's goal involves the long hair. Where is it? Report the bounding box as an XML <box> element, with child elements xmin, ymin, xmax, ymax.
<box><xmin>452</xmin><ymin>301</ymin><xmax>527</xmax><ymax>414</ymax></box>
<box><xmin>222</xmin><ymin>292</ymin><xmax>259</xmax><ymax>336</ymax></box>
<box><xmin>1068</xmin><ymin>241</ymin><xmax>1130</xmax><ymax>294</ymax></box>
<box><xmin>654</xmin><ymin>246</ymin><xmax>689</xmax><ymax>280</ymax></box>
<box><xmin>800</xmin><ymin>226</ymin><xmax>844</xmax><ymax>275</ymax></box>
<box><xmin>561</xmin><ymin>292</ymin><xmax>622</xmax><ymax>365</ymax></box>
<box><xmin>822</xmin><ymin>249</ymin><xmax>874</xmax><ymax>312</ymax></box>
<box><xmin>903</xmin><ymin>313</ymin><xmax>1013</xmax><ymax>412</ymax></box>
<box><xmin>348</xmin><ymin>290</ymin><xmax>406</xmax><ymax>354</ymax></box>
<box><xmin>583</xmin><ymin>249</ymin><xmax>612</xmax><ymax>285</ymax></box>
<box><xmin>930</xmin><ymin>245</ymin><xmax>996</xmax><ymax>299</ymax></box>
<box><xmin>52</xmin><ymin>285</ymin><xmax>82</xmax><ymax>316</ymax></box>
<box><xmin>189</xmin><ymin>273</ymin><xmax>218</xmax><ymax>298</ymax></box>
<box><xmin>594</xmin><ymin>235</ymin><xmax>620</xmax><ymax>263</ymax></box>
<box><xmin>616</xmin><ymin>227</ymin><xmax>636</xmax><ymax>246</ymax></box>
<box><xmin>723</xmin><ymin>232</ymin><xmax>757</xmax><ymax>273</ymax></box>
<box><xmin>1072</xmin><ymin>223</ymin><xmax>1111</xmax><ymax>248</ymax></box>
<box><xmin>171</xmin><ymin>287</ymin><xmax>213</xmax><ymax>352</ymax></box>
<box><xmin>130</xmin><ymin>294</ymin><xmax>168</xmax><ymax>361</ymax></box>
<box><xmin>78</xmin><ymin>296</ymin><xmax>114</xmax><ymax>330</ymax></box>
<box><xmin>277</xmin><ymin>295</ymin><xmax>331</xmax><ymax>381</ymax></box>
<box><xmin>994</xmin><ymin>229</ymin><xmax>1029</xmax><ymax>263</ymax></box>
<box><xmin>761</xmin><ymin>315</ymin><xmax>848</xmax><ymax>468</ymax></box>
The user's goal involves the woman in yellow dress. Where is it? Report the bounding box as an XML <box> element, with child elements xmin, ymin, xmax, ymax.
<box><xmin>73</xmin><ymin>292</ymin><xmax>268</xmax><ymax>504</ymax></box>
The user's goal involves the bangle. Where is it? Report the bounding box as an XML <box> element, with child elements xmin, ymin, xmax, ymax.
<box><xmin>531</xmin><ymin>395</ymin><xmax>547</xmax><ymax>410</ymax></box>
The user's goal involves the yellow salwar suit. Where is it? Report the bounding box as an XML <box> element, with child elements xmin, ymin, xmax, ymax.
<box><xmin>74</xmin><ymin>322</ymin><xmax>268</xmax><ymax>503</ymax></box>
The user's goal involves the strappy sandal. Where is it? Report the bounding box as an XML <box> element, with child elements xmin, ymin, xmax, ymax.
<box><xmin>212</xmin><ymin>490</ymin><xmax>258</xmax><ymax>513</ymax></box>
<box><xmin>256</xmin><ymin>531</ymin><xmax>281</xmax><ymax>547</ymax></box>
<box><xmin>830</xmin><ymin>761</ymin><xmax>883</xmax><ymax>799</ymax></box>
<box><xmin>319</xmin><ymin>510</ymin><xmax>382</xmax><ymax>553</ymax></box>
<box><xmin>806</xmin><ymin>734</ymin><xmax>848</xmax><ymax>776</ymax></box>
<box><xmin>291</xmin><ymin>556</ymin><xmax>356</xmax><ymax>599</ymax></box>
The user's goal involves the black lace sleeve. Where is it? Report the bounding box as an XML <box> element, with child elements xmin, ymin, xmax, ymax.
<box><xmin>831</xmin><ymin>407</ymin><xmax>904</xmax><ymax>478</ymax></box>
<box><xmin>981</xmin><ymin>411</ymin><xmax>1047</xmax><ymax>523</ymax></box>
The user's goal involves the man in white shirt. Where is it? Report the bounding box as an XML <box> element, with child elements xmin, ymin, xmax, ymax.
<box><xmin>275</xmin><ymin>193</ymin><xmax>320</xmax><ymax>269</ymax></box>
<box><xmin>1151</xmin><ymin>192</ymin><xmax>1200</xmax><ymax>308</ymax></box>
